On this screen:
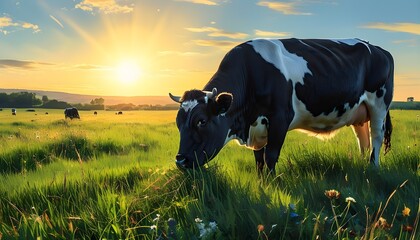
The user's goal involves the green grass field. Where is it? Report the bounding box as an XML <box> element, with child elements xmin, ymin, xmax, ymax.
<box><xmin>0</xmin><ymin>109</ymin><xmax>419</xmax><ymax>239</ymax></box>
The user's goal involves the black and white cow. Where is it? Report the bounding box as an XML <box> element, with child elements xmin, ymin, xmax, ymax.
<box><xmin>64</xmin><ymin>107</ymin><xmax>80</xmax><ymax>120</ymax></box>
<box><xmin>170</xmin><ymin>38</ymin><xmax>393</xmax><ymax>174</ymax></box>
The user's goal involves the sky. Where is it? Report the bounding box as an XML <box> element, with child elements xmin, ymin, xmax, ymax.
<box><xmin>0</xmin><ymin>0</ymin><xmax>419</xmax><ymax>100</ymax></box>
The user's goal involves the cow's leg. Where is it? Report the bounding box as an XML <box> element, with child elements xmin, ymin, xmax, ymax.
<box><xmin>264</xmin><ymin>119</ymin><xmax>288</xmax><ymax>175</ymax></box>
<box><xmin>367</xmin><ymin>106</ymin><xmax>388</xmax><ymax>167</ymax></box>
<box><xmin>254</xmin><ymin>148</ymin><xmax>265</xmax><ymax>176</ymax></box>
<box><xmin>352</xmin><ymin>122</ymin><xmax>370</xmax><ymax>155</ymax></box>
<box><xmin>369</xmin><ymin>120</ymin><xmax>385</xmax><ymax>167</ymax></box>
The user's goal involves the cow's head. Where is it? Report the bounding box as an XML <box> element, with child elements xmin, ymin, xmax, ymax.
<box><xmin>169</xmin><ymin>88</ymin><xmax>233</xmax><ymax>169</ymax></box>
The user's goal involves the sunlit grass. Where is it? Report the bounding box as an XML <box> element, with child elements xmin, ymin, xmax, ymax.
<box><xmin>0</xmin><ymin>109</ymin><xmax>418</xmax><ymax>239</ymax></box>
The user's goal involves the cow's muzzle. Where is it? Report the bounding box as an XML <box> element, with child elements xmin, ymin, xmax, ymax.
<box><xmin>175</xmin><ymin>154</ymin><xmax>187</xmax><ymax>169</ymax></box>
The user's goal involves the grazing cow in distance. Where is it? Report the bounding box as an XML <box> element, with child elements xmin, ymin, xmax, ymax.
<box><xmin>170</xmin><ymin>38</ymin><xmax>393</xmax><ymax>175</ymax></box>
<box><xmin>118</xmin><ymin>111</ymin><xmax>123</xmax><ymax>115</ymax></box>
<box><xmin>64</xmin><ymin>107</ymin><xmax>80</xmax><ymax>120</ymax></box>
<box><xmin>11</xmin><ymin>108</ymin><xmax>16</xmax><ymax>115</ymax></box>
<box><xmin>94</xmin><ymin>111</ymin><xmax>97</xmax><ymax>115</ymax></box>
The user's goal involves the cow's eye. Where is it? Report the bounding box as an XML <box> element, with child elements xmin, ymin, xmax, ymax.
<box><xmin>197</xmin><ymin>119</ymin><xmax>207</xmax><ymax>128</ymax></box>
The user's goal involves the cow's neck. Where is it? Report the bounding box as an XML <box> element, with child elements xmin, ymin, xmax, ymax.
<box><xmin>204</xmin><ymin>68</ymin><xmax>250</xmax><ymax>143</ymax></box>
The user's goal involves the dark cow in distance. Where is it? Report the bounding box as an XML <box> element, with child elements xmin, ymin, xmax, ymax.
<box><xmin>170</xmin><ymin>38</ymin><xmax>393</xmax><ymax>175</ymax></box>
<box><xmin>64</xmin><ymin>107</ymin><xmax>80</xmax><ymax>120</ymax></box>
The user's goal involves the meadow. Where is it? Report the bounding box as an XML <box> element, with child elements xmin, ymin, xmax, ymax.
<box><xmin>0</xmin><ymin>108</ymin><xmax>418</xmax><ymax>239</ymax></box>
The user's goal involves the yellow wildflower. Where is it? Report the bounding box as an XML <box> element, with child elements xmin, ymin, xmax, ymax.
<box><xmin>402</xmin><ymin>206</ymin><xmax>410</xmax><ymax>217</ymax></box>
<box><xmin>324</xmin><ymin>189</ymin><xmax>341</xmax><ymax>199</ymax></box>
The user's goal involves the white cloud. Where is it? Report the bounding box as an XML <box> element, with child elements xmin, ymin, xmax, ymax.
<box><xmin>362</xmin><ymin>22</ymin><xmax>420</xmax><ymax>35</ymax></box>
<box><xmin>75</xmin><ymin>0</ymin><xmax>134</xmax><ymax>14</ymax></box>
<box><xmin>0</xmin><ymin>16</ymin><xmax>40</xmax><ymax>34</ymax></box>
<box><xmin>186</xmin><ymin>26</ymin><xmax>219</xmax><ymax>33</ymax></box>
<box><xmin>254</xmin><ymin>29</ymin><xmax>291</xmax><ymax>37</ymax></box>
<box><xmin>21</xmin><ymin>22</ymin><xmax>40</xmax><ymax>33</ymax></box>
<box><xmin>257</xmin><ymin>1</ymin><xmax>312</xmax><ymax>15</ymax></box>
<box><xmin>209</xmin><ymin>30</ymin><xmax>248</xmax><ymax>39</ymax></box>
<box><xmin>191</xmin><ymin>39</ymin><xmax>240</xmax><ymax>49</ymax></box>
<box><xmin>186</xmin><ymin>26</ymin><xmax>248</xmax><ymax>39</ymax></box>
<box><xmin>0</xmin><ymin>17</ymin><xmax>17</xmax><ymax>27</ymax></box>
<box><xmin>174</xmin><ymin>0</ymin><xmax>219</xmax><ymax>6</ymax></box>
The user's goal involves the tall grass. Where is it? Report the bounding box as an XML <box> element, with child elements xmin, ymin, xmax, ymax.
<box><xmin>0</xmin><ymin>109</ymin><xmax>418</xmax><ymax>239</ymax></box>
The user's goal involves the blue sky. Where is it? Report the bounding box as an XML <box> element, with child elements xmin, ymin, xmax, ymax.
<box><xmin>0</xmin><ymin>0</ymin><xmax>419</xmax><ymax>100</ymax></box>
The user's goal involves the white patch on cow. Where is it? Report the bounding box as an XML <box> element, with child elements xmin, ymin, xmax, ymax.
<box><xmin>181</xmin><ymin>100</ymin><xmax>199</xmax><ymax>112</ymax></box>
<box><xmin>247</xmin><ymin>116</ymin><xmax>269</xmax><ymax>150</ymax></box>
<box><xmin>181</xmin><ymin>89</ymin><xmax>213</xmax><ymax>112</ymax></box>
<box><xmin>364</xmin><ymin>86</ymin><xmax>389</xmax><ymax>167</ymax></box>
<box><xmin>224</xmin><ymin>116</ymin><xmax>269</xmax><ymax>150</ymax></box>
<box><xmin>289</xmin><ymin>91</ymin><xmax>369</xmax><ymax>140</ymax></box>
<box><xmin>247</xmin><ymin>39</ymin><xmax>312</xmax><ymax>84</ymax></box>
<box><xmin>331</xmin><ymin>39</ymin><xmax>371</xmax><ymax>53</ymax></box>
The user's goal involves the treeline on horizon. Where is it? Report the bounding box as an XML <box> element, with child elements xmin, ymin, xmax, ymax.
<box><xmin>0</xmin><ymin>91</ymin><xmax>179</xmax><ymax>111</ymax></box>
<box><xmin>390</xmin><ymin>101</ymin><xmax>420</xmax><ymax>110</ymax></box>
<box><xmin>1</xmin><ymin>91</ymin><xmax>418</xmax><ymax>111</ymax></box>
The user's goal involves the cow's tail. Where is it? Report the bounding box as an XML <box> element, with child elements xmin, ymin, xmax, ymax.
<box><xmin>383</xmin><ymin>111</ymin><xmax>392</xmax><ymax>154</ymax></box>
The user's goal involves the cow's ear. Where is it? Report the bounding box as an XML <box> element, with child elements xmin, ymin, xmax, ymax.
<box><xmin>213</xmin><ymin>92</ymin><xmax>232</xmax><ymax>115</ymax></box>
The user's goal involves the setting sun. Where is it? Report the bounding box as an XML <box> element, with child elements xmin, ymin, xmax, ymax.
<box><xmin>115</xmin><ymin>61</ymin><xmax>143</xmax><ymax>84</ymax></box>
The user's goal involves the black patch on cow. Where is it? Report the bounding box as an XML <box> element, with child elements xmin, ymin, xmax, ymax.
<box><xmin>376</xmin><ymin>88</ymin><xmax>384</xmax><ymax>98</ymax></box>
<box><xmin>363</xmin><ymin>45</ymin><xmax>394</xmax><ymax>108</ymax></box>
<box><xmin>384</xmin><ymin>112</ymin><xmax>392</xmax><ymax>154</ymax></box>
<box><xmin>181</xmin><ymin>89</ymin><xmax>206</xmax><ymax>102</ymax></box>
<box><xmin>279</xmin><ymin>39</ymin><xmax>374</xmax><ymax>117</ymax></box>
<box><xmin>261</xmin><ymin>118</ymin><xmax>268</xmax><ymax>125</ymax></box>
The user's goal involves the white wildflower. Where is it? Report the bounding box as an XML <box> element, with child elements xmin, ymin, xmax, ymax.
<box><xmin>270</xmin><ymin>224</ymin><xmax>278</xmax><ymax>234</ymax></box>
<box><xmin>153</xmin><ymin>214</ymin><xmax>161</xmax><ymax>222</ymax></box>
<box><xmin>345</xmin><ymin>197</ymin><xmax>356</xmax><ymax>203</ymax></box>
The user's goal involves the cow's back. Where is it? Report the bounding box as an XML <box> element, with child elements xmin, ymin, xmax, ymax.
<box><xmin>243</xmin><ymin>38</ymin><xmax>392</xmax><ymax>132</ymax></box>
<box><xmin>247</xmin><ymin>39</ymin><xmax>372</xmax><ymax>114</ymax></box>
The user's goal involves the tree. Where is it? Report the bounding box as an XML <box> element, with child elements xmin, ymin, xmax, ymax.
<box><xmin>90</xmin><ymin>98</ymin><xmax>105</xmax><ymax>105</ymax></box>
<box><xmin>0</xmin><ymin>93</ymin><xmax>9</xmax><ymax>107</ymax></box>
<box><xmin>42</xmin><ymin>99</ymin><xmax>71</xmax><ymax>109</ymax></box>
<box><xmin>42</xmin><ymin>95</ymin><xmax>49</xmax><ymax>104</ymax></box>
<box><xmin>8</xmin><ymin>92</ymin><xmax>41</xmax><ymax>107</ymax></box>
